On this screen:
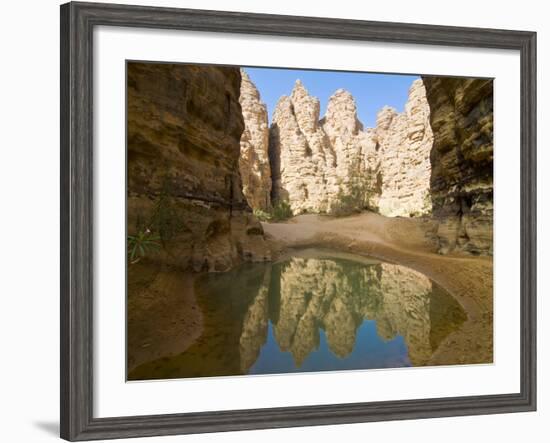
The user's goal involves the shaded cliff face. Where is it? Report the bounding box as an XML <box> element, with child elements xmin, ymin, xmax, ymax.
<box><xmin>127</xmin><ymin>62</ymin><xmax>270</xmax><ymax>272</ymax></box>
<box><xmin>238</xmin><ymin>70</ymin><xmax>272</xmax><ymax>211</ymax></box>
<box><xmin>422</xmin><ymin>77</ymin><xmax>493</xmax><ymax>255</ymax></box>
<box><xmin>264</xmin><ymin>78</ymin><xmax>433</xmax><ymax>217</ymax></box>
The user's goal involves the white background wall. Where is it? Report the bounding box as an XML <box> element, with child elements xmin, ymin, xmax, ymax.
<box><xmin>0</xmin><ymin>0</ymin><xmax>547</xmax><ymax>442</ymax></box>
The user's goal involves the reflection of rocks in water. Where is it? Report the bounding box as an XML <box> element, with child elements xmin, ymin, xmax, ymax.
<box><xmin>274</xmin><ymin>258</ymin><xmax>365</xmax><ymax>361</ymax></box>
<box><xmin>239</xmin><ymin>268</ymin><xmax>271</xmax><ymax>372</ymax></box>
<box><xmin>372</xmin><ymin>265</ymin><xmax>433</xmax><ymax>365</ymax></box>
<box><xmin>376</xmin><ymin>264</ymin><xmax>466</xmax><ymax>365</ymax></box>
<box><xmin>240</xmin><ymin>257</ymin><xmax>466</xmax><ymax>369</ymax></box>
<box><xmin>129</xmin><ymin>254</ymin><xmax>467</xmax><ymax>381</ymax></box>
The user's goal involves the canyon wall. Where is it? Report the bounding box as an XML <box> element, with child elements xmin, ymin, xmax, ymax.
<box><xmin>269</xmin><ymin>80</ymin><xmax>374</xmax><ymax>214</ymax></box>
<box><xmin>238</xmin><ymin>70</ymin><xmax>272</xmax><ymax>211</ymax></box>
<box><xmin>269</xmin><ymin>81</ymin><xmax>361</xmax><ymax>214</ymax></box>
<box><xmin>127</xmin><ymin>62</ymin><xmax>270</xmax><ymax>272</ymax></box>
<box><xmin>422</xmin><ymin>77</ymin><xmax>493</xmax><ymax>254</ymax></box>
<box><xmin>374</xmin><ymin>79</ymin><xmax>434</xmax><ymax>217</ymax></box>
<box><xmin>264</xmin><ymin>78</ymin><xmax>433</xmax><ymax>217</ymax></box>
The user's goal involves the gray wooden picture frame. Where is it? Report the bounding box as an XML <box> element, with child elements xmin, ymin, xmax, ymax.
<box><xmin>60</xmin><ymin>1</ymin><xmax>537</xmax><ymax>441</ymax></box>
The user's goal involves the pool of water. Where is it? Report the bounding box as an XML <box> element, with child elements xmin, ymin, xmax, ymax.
<box><xmin>129</xmin><ymin>250</ymin><xmax>466</xmax><ymax>380</ymax></box>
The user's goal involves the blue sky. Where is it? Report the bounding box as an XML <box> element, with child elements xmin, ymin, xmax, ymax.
<box><xmin>244</xmin><ymin>67</ymin><xmax>419</xmax><ymax>129</ymax></box>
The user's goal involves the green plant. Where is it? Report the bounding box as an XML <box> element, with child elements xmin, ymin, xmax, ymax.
<box><xmin>127</xmin><ymin>229</ymin><xmax>161</xmax><ymax>264</ymax></box>
<box><xmin>128</xmin><ymin>176</ymin><xmax>185</xmax><ymax>263</ymax></box>
<box><xmin>422</xmin><ymin>192</ymin><xmax>432</xmax><ymax>213</ymax></box>
<box><xmin>253</xmin><ymin>208</ymin><xmax>273</xmax><ymax>222</ymax></box>
<box><xmin>330</xmin><ymin>166</ymin><xmax>373</xmax><ymax>217</ymax></box>
<box><xmin>252</xmin><ymin>201</ymin><xmax>293</xmax><ymax>223</ymax></box>
<box><xmin>270</xmin><ymin>200</ymin><xmax>293</xmax><ymax>221</ymax></box>
<box><xmin>149</xmin><ymin>178</ymin><xmax>185</xmax><ymax>245</ymax></box>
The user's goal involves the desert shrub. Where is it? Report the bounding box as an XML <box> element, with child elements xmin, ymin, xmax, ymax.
<box><xmin>330</xmin><ymin>167</ymin><xmax>374</xmax><ymax>217</ymax></box>
<box><xmin>422</xmin><ymin>192</ymin><xmax>432</xmax><ymax>213</ymax></box>
<box><xmin>127</xmin><ymin>177</ymin><xmax>185</xmax><ymax>264</ymax></box>
<box><xmin>149</xmin><ymin>178</ymin><xmax>185</xmax><ymax>245</ymax></box>
<box><xmin>270</xmin><ymin>200</ymin><xmax>293</xmax><ymax>221</ymax></box>
<box><xmin>252</xmin><ymin>202</ymin><xmax>293</xmax><ymax>223</ymax></box>
<box><xmin>127</xmin><ymin>229</ymin><xmax>161</xmax><ymax>264</ymax></box>
<box><xmin>253</xmin><ymin>208</ymin><xmax>272</xmax><ymax>222</ymax></box>
<box><xmin>331</xmin><ymin>193</ymin><xmax>361</xmax><ymax>217</ymax></box>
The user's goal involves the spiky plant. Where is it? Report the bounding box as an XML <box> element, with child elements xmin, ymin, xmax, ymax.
<box><xmin>127</xmin><ymin>229</ymin><xmax>161</xmax><ymax>264</ymax></box>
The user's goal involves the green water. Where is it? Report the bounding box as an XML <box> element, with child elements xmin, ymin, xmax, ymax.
<box><xmin>129</xmin><ymin>250</ymin><xmax>466</xmax><ymax>380</ymax></box>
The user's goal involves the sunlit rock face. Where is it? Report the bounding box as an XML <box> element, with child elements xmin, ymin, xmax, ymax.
<box><xmin>269</xmin><ymin>81</ymin><xmax>373</xmax><ymax>214</ymax></box>
<box><xmin>262</xmin><ymin>77</ymin><xmax>433</xmax><ymax>216</ymax></box>
<box><xmin>374</xmin><ymin>79</ymin><xmax>434</xmax><ymax>217</ymax></box>
<box><xmin>422</xmin><ymin>77</ymin><xmax>493</xmax><ymax>255</ymax></box>
<box><xmin>127</xmin><ymin>63</ymin><xmax>270</xmax><ymax>272</ymax></box>
<box><xmin>238</xmin><ymin>73</ymin><xmax>493</xmax><ymax>255</ymax></box>
<box><xmin>238</xmin><ymin>70</ymin><xmax>272</xmax><ymax>211</ymax></box>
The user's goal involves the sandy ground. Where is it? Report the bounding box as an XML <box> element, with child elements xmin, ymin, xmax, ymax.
<box><xmin>263</xmin><ymin>212</ymin><xmax>493</xmax><ymax>366</ymax></box>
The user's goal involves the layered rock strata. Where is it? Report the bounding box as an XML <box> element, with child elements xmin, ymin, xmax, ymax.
<box><xmin>127</xmin><ymin>62</ymin><xmax>270</xmax><ymax>272</ymax></box>
<box><xmin>265</xmin><ymin>78</ymin><xmax>433</xmax><ymax>217</ymax></box>
<box><xmin>422</xmin><ymin>77</ymin><xmax>493</xmax><ymax>255</ymax></box>
<box><xmin>238</xmin><ymin>70</ymin><xmax>272</xmax><ymax>211</ymax></box>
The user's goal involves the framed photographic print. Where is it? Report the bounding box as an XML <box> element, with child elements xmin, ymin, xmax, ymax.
<box><xmin>60</xmin><ymin>1</ymin><xmax>537</xmax><ymax>441</ymax></box>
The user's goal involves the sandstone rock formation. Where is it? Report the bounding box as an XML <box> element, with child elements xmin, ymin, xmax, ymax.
<box><xmin>238</xmin><ymin>70</ymin><xmax>272</xmax><ymax>211</ymax></box>
<box><xmin>269</xmin><ymin>81</ymin><xmax>372</xmax><ymax>214</ymax></box>
<box><xmin>127</xmin><ymin>62</ymin><xmax>270</xmax><ymax>272</ymax></box>
<box><xmin>374</xmin><ymin>79</ymin><xmax>434</xmax><ymax>217</ymax></box>
<box><xmin>264</xmin><ymin>78</ymin><xmax>433</xmax><ymax>217</ymax></box>
<box><xmin>422</xmin><ymin>77</ymin><xmax>493</xmax><ymax>254</ymax></box>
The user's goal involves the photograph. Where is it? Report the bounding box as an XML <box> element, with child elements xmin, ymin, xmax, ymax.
<box><xmin>0</xmin><ymin>0</ymin><xmax>543</xmax><ymax>441</ymax></box>
<box><xmin>126</xmin><ymin>62</ymin><xmax>494</xmax><ymax>381</ymax></box>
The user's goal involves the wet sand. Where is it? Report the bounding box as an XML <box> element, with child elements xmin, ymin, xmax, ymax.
<box><xmin>262</xmin><ymin>212</ymin><xmax>493</xmax><ymax>366</ymax></box>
